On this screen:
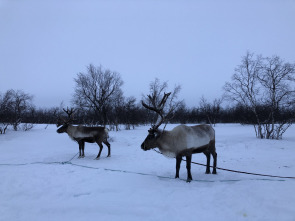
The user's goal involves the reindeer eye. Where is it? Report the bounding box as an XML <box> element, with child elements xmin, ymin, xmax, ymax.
<box><xmin>148</xmin><ymin>134</ymin><xmax>155</xmax><ymax>139</ymax></box>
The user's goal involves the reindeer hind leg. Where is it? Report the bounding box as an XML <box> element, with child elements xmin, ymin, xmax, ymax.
<box><xmin>186</xmin><ymin>155</ymin><xmax>193</xmax><ymax>182</ymax></box>
<box><xmin>78</xmin><ymin>141</ymin><xmax>82</xmax><ymax>158</ymax></box>
<box><xmin>210</xmin><ymin>140</ymin><xmax>217</xmax><ymax>174</ymax></box>
<box><xmin>103</xmin><ymin>140</ymin><xmax>111</xmax><ymax>157</ymax></box>
<box><xmin>95</xmin><ymin>142</ymin><xmax>103</xmax><ymax>159</ymax></box>
<box><xmin>212</xmin><ymin>151</ymin><xmax>217</xmax><ymax>174</ymax></box>
<box><xmin>203</xmin><ymin>151</ymin><xmax>211</xmax><ymax>174</ymax></box>
<box><xmin>81</xmin><ymin>141</ymin><xmax>85</xmax><ymax>158</ymax></box>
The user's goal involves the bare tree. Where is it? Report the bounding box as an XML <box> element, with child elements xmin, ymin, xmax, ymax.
<box><xmin>111</xmin><ymin>90</ymin><xmax>124</xmax><ymax>131</ymax></box>
<box><xmin>0</xmin><ymin>89</ymin><xmax>34</xmax><ymax>131</ymax></box>
<box><xmin>142</xmin><ymin>78</ymin><xmax>183</xmax><ymax>128</ymax></box>
<box><xmin>258</xmin><ymin>55</ymin><xmax>295</xmax><ymax>139</ymax></box>
<box><xmin>199</xmin><ymin>96</ymin><xmax>222</xmax><ymax>126</ymax></box>
<box><xmin>124</xmin><ymin>96</ymin><xmax>137</xmax><ymax>130</ymax></box>
<box><xmin>0</xmin><ymin>92</ymin><xmax>9</xmax><ymax>134</ymax></box>
<box><xmin>72</xmin><ymin>64</ymin><xmax>124</xmax><ymax>126</ymax></box>
<box><xmin>224</xmin><ymin>52</ymin><xmax>295</xmax><ymax>139</ymax></box>
<box><xmin>224</xmin><ymin>52</ymin><xmax>264</xmax><ymax>138</ymax></box>
<box><xmin>0</xmin><ymin>92</ymin><xmax>9</xmax><ymax>133</ymax></box>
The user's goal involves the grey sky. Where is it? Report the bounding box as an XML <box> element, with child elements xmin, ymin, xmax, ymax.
<box><xmin>1</xmin><ymin>0</ymin><xmax>294</xmax><ymax>108</ymax></box>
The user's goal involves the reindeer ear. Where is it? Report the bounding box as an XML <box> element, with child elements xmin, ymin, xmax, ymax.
<box><xmin>154</xmin><ymin>130</ymin><xmax>161</xmax><ymax>138</ymax></box>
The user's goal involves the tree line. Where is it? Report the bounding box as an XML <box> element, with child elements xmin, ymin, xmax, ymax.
<box><xmin>1</xmin><ymin>52</ymin><xmax>294</xmax><ymax>139</ymax></box>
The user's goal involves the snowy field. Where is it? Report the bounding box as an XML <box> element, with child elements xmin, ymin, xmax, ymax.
<box><xmin>0</xmin><ymin>123</ymin><xmax>295</xmax><ymax>221</ymax></box>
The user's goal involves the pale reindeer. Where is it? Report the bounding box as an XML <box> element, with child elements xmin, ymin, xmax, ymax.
<box><xmin>56</xmin><ymin>108</ymin><xmax>111</xmax><ymax>159</ymax></box>
<box><xmin>141</xmin><ymin>93</ymin><xmax>217</xmax><ymax>182</ymax></box>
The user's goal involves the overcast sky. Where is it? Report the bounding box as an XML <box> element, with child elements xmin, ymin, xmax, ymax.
<box><xmin>1</xmin><ymin>0</ymin><xmax>294</xmax><ymax>108</ymax></box>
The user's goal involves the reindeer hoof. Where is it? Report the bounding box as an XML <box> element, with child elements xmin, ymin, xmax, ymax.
<box><xmin>186</xmin><ymin>178</ymin><xmax>192</xmax><ymax>183</ymax></box>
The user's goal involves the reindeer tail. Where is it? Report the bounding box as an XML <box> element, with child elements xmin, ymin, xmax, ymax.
<box><xmin>104</xmin><ymin>128</ymin><xmax>110</xmax><ymax>138</ymax></box>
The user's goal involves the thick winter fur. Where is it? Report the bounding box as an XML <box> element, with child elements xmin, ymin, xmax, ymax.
<box><xmin>141</xmin><ymin>124</ymin><xmax>217</xmax><ymax>182</ymax></box>
<box><xmin>57</xmin><ymin>125</ymin><xmax>111</xmax><ymax>159</ymax></box>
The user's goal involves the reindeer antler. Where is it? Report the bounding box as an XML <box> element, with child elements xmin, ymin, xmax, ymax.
<box><xmin>63</xmin><ymin>107</ymin><xmax>75</xmax><ymax>119</ymax></box>
<box><xmin>56</xmin><ymin>107</ymin><xmax>75</xmax><ymax>127</ymax></box>
<box><xmin>142</xmin><ymin>92</ymin><xmax>171</xmax><ymax>130</ymax></box>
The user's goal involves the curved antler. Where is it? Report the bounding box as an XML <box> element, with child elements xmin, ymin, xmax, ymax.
<box><xmin>142</xmin><ymin>92</ymin><xmax>171</xmax><ymax>130</ymax></box>
<box><xmin>56</xmin><ymin>107</ymin><xmax>75</xmax><ymax>127</ymax></box>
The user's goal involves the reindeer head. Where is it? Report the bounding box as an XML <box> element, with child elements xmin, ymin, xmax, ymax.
<box><xmin>56</xmin><ymin>107</ymin><xmax>75</xmax><ymax>133</ymax></box>
<box><xmin>141</xmin><ymin>92</ymin><xmax>171</xmax><ymax>151</ymax></box>
<box><xmin>56</xmin><ymin>124</ymin><xmax>69</xmax><ymax>133</ymax></box>
<box><xmin>141</xmin><ymin>127</ymin><xmax>161</xmax><ymax>150</ymax></box>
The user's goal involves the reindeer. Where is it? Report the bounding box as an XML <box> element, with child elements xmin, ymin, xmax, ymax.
<box><xmin>141</xmin><ymin>93</ymin><xmax>217</xmax><ymax>182</ymax></box>
<box><xmin>56</xmin><ymin>108</ymin><xmax>111</xmax><ymax>159</ymax></box>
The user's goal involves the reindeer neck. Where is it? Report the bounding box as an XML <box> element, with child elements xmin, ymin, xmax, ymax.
<box><xmin>155</xmin><ymin>130</ymin><xmax>170</xmax><ymax>150</ymax></box>
<box><xmin>66</xmin><ymin>125</ymin><xmax>78</xmax><ymax>139</ymax></box>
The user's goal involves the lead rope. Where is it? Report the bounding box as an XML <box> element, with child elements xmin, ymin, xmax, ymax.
<box><xmin>153</xmin><ymin>149</ymin><xmax>295</xmax><ymax>179</ymax></box>
<box><xmin>1</xmin><ymin>151</ymin><xmax>294</xmax><ymax>181</ymax></box>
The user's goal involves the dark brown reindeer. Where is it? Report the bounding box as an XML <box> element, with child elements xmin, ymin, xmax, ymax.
<box><xmin>141</xmin><ymin>93</ymin><xmax>217</xmax><ymax>182</ymax></box>
<box><xmin>56</xmin><ymin>108</ymin><xmax>111</xmax><ymax>159</ymax></box>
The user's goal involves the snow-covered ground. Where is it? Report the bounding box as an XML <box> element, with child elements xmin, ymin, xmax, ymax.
<box><xmin>0</xmin><ymin>124</ymin><xmax>295</xmax><ymax>221</ymax></box>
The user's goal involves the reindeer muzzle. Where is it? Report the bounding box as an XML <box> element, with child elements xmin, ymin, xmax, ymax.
<box><xmin>141</xmin><ymin>142</ymin><xmax>147</xmax><ymax>151</ymax></box>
